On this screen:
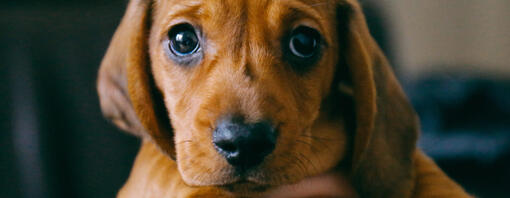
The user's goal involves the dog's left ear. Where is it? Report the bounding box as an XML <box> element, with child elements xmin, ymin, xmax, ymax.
<box><xmin>336</xmin><ymin>0</ymin><xmax>419</xmax><ymax>197</ymax></box>
<box><xmin>97</xmin><ymin>0</ymin><xmax>175</xmax><ymax>157</ymax></box>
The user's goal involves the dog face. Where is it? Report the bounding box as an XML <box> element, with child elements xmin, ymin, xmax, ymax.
<box><xmin>149</xmin><ymin>0</ymin><xmax>348</xmax><ymax>189</ymax></box>
<box><xmin>98</xmin><ymin>0</ymin><xmax>419</xmax><ymax>197</ymax></box>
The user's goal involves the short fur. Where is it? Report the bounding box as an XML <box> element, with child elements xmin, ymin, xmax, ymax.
<box><xmin>97</xmin><ymin>0</ymin><xmax>472</xmax><ymax>197</ymax></box>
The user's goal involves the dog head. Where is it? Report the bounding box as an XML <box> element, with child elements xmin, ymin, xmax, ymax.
<box><xmin>98</xmin><ymin>0</ymin><xmax>418</xmax><ymax>197</ymax></box>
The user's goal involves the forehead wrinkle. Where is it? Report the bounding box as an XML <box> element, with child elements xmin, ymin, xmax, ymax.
<box><xmin>155</xmin><ymin>0</ymin><xmax>203</xmax><ymax>19</ymax></box>
<box><xmin>202</xmin><ymin>1</ymin><xmax>247</xmax><ymax>64</ymax></box>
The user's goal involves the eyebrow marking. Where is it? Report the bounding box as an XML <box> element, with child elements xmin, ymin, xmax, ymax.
<box><xmin>282</xmin><ymin>0</ymin><xmax>324</xmax><ymax>22</ymax></box>
<box><xmin>165</xmin><ymin>4</ymin><xmax>202</xmax><ymax>21</ymax></box>
<box><xmin>155</xmin><ymin>1</ymin><xmax>203</xmax><ymax>40</ymax></box>
<box><xmin>265</xmin><ymin>0</ymin><xmax>332</xmax><ymax>47</ymax></box>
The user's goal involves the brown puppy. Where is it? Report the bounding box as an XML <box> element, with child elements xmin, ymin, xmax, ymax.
<box><xmin>98</xmin><ymin>0</ymin><xmax>472</xmax><ymax>197</ymax></box>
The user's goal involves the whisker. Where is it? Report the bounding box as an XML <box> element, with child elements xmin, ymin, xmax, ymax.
<box><xmin>176</xmin><ymin>140</ymin><xmax>194</xmax><ymax>145</ymax></box>
<box><xmin>278</xmin><ymin>137</ymin><xmax>322</xmax><ymax>172</ymax></box>
<box><xmin>296</xmin><ymin>151</ymin><xmax>318</xmax><ymax>173</ymax></box>
<box><xmin>300</xmin><ymin>134</ymin><xmax>342</xmax><ymax>141</ymax></box>
<box><xmin>279</xmin><ymin>153</ymin><xmax>307</xmax><ymax>176</ymax></box>
<box><xmin>300</xmin><ymin>136</ymin><xmax>334</xmax><ymax>153</ymax></box>
<box><xmin>310</xmin><ymin>2</ymin><xmax>328</xmax><ymax>7</ymax></box>
<box><xmin>299</xmin><ymin>134</ymin><xmax>323</xmax><ymax>139</ymax></box>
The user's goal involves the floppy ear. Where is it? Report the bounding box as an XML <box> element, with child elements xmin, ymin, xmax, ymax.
<box><xmin>97</xmin><ymin>0</ymin><xmax>175</xmax><ymax>157</ymax></box>
<box><xmin>337</xmin><ymin>1</ymin><xmax>419</xmax><ymax>197</ymax></box>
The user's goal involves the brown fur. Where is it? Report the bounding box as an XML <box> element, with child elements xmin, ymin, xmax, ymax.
<box><xmin>97</xmin><ymin>0</ymin><xmax>472</xmax><ymax>197</ymax></box>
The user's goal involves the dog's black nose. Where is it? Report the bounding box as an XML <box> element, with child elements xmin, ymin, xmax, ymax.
<box><xmin>213</xmin><ymin>117</ymin><xmax>276</xmax><ymax>169</ymax></box>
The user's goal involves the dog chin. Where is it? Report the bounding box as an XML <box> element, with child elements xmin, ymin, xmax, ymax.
<box><xmin>215</xmin><ymin>172</ymin><xmax>357</xmax><ymax>198</ymax></box>
<box><xmin>219</xmin><ymin>181</ymin><xmax>272</xmax><ymax>196</ymax></box>
<box><xmin>264</xmin><ymin>172</ymin><xmax>357</xmax><ymax>198</ymax></box>
<box><xmin>183</xmin><ymin>169</ymin><xmax>290</xmax><ymax>195</ymax></box>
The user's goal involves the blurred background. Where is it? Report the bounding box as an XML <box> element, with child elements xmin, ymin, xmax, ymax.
<box><xmin>0</xmin><ymin>0</ymin><xmax>508</xmax><ymax>197</ymax></box>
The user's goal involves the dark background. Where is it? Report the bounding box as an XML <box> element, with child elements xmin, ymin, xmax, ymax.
<box><xmin>1</xmin><ymin>0</ymin><xmax>508</xmax><ymax>198</ymax></box>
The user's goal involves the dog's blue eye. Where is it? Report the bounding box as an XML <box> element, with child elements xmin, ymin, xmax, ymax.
<box><xmin>168</xmin><ymin>24</ymin><xmax>199</xmax><ymax>56</ymax></box>
<box><xmin>289</xmin><ymin>26</ymin><xmax>320</xmax><ymax>58</ymax></box>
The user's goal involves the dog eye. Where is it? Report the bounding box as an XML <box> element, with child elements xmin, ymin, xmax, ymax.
<box><xmin>289</xmin><ymin>26</ymin><xmax>320</xmax><ymax>58</ymax></box>
<box><xmin>168</xmin><ymin>24</ymin><xmax>200</xmax><ymax>56</ymax></box>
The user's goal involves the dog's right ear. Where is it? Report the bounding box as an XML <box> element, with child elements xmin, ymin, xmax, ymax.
<box><xmin>97</xmin><ymin>0</ymin><xmax>151</xmax><ymax>137</ymax></box>
<box><xmin>98</xmin><ymin>0</ymin><xmax>175</xmax><ymax>158</ymax></box>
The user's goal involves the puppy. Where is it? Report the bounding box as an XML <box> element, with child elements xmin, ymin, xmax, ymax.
<box><xmin>98</xmin><ymin>0</ymin><xmax>472</xmax><ymax>197</ymax></box>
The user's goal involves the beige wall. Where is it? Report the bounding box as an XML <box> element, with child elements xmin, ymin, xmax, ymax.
<box><xmin>370</xmin><ymin>0</ymin><xmax>510</xmax><ymax>79</ymax></box>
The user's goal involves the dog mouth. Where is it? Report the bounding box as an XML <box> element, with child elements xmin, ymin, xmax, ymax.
<box><xmin>215</xmin><ymin>168</ymin><xmax>277</xmax><ymax>194</ymax></box>
<box><xmin>220</xmin><ymin>180</ymin><xmax>272</xmax><ymax>194</ymax></box>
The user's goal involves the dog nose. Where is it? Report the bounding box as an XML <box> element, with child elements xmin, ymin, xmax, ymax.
<box><xmin>213</xmin><ymin>117</ymin><xmax>276</xmax><ymax>169</ymax></box>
